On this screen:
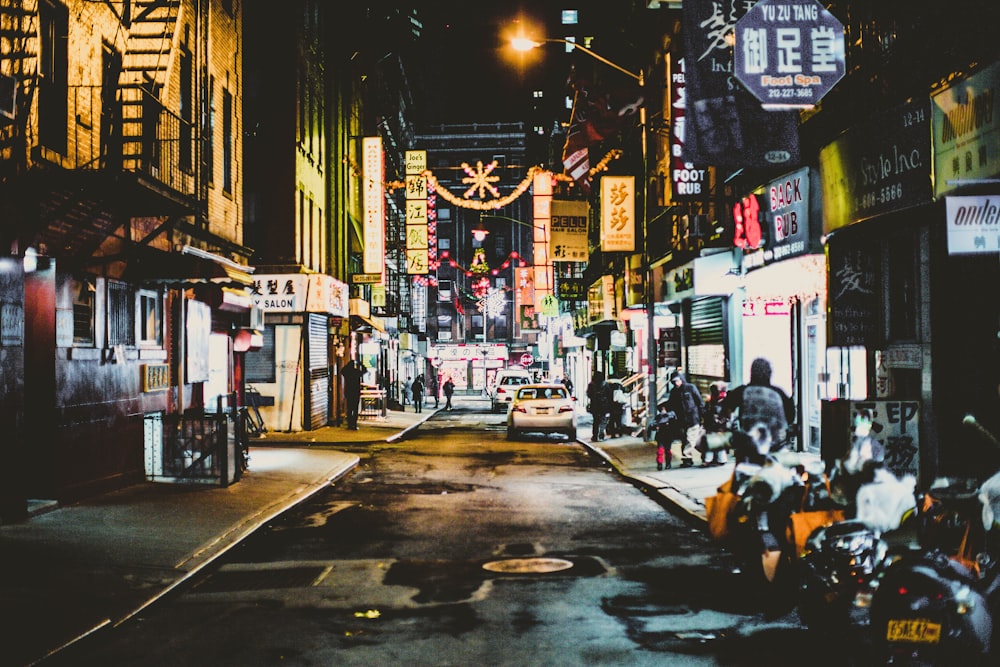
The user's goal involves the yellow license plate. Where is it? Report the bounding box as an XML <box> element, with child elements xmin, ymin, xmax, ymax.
<box><xmin>886</xmin><ymin>619</ymin><xmax>942</xmax><ymax>644</ymax></box>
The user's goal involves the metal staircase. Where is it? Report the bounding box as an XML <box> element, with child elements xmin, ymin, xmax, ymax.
<box><xmin>118</xmin><ymin>0</ymin><xmax>181</xmax><ymax>174</ymax></box>
<box><xmin>0</xmin><ymin>0</ymin><xmax>38</xmax><ymax>178</ymax></box>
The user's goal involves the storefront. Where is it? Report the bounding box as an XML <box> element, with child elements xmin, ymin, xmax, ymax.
<box><xmin>247</xmin><ymin>273</ymin><xmax>348</xmax><ymax>432</ymax></box>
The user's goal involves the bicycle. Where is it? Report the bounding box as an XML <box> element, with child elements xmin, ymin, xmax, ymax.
<box><xmin>244</xmin><ymin>384</ymin><xmax>267</xmax><ymax>436</ymax></box>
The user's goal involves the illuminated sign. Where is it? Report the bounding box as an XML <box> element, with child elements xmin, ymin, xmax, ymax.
<box><xmin>601</xmin><ymin>176</ymin><xmax>635</xmax><ymax>252</ymax></box>
<box><xmin>734</xmin><ymin>0</ymin><xmax>845</xmax><ymax>109</ymax></box>
<box><xmin>550</xmin><ymin>199</ymin><xmax>589</xmax><ymax>262</ymax></box>
<box><xmin>363</xmin><ymin>137</ymin><xmax>385</xmax><ymax>276</ymax></box>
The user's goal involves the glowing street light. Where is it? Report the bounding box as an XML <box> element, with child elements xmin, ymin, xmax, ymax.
<box><xmin>511</xmin><ymin>34</ymin><xmax>658</xmax><ymax>439</ymax></box>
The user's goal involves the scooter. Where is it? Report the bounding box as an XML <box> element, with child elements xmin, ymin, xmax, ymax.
<box><xmin>795</xmin><ymin>417</ymin><xmax>917</xmax><ymax>634</ymax></box>
<box><xmin>868</xmin><ymin>415</ymin><xmax>1000</xmax><ymax>665</ymax></box>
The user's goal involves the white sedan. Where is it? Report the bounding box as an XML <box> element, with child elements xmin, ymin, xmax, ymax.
<box><xmin>506</xmin><ymin>384</ymin><xmax>577</xmax><ymax>440</ymax></box>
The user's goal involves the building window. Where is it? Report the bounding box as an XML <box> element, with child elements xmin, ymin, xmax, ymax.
<box><xmin>72</xmin><ymin>277</ymin><xmax>95</xmax><ymax>345</ymax></box>
<box><xmin>564</xmin><ymin>36</ymin><xmax>576</xmax><ymax>53</ymax></box>
<box><xmin>107</xmin><ymin>280</ymin><xmax>135</xmax><ymax>347</ymax></box>
<box><xmin>533</xmin><ymin>90</ymin><xmax>544</xmax><ymax>98</ymax></box>
<box><xmin>565</xmin><ymin>95</ymin><xmax>573</xmax><ymax>110</ymax></box>
<box><xmin>138</xmin><ymin>289</ymin><xmax>163</xmax><ymax>347</ymax></box>
<box><xmin>562</xmin><ymin>10</ymin><xmax>578</xmax><ymax>24</ymax></box>
<box><xmin>38</xmin><ymin>0</ymin><xmax>68</xmax><ymax>153</ymax></box>
<box><xmin>206</xmin><ymin>76</ymin><xmax>215</xmax><ymax>185</ymax></box>
<box><xmin>179</xmin><ymin>46</ymin><xmax>193</xmax><ymax>171</ymax></box>
<box><xmin>223</xmin><ymin>89</ymin><xmax>233</xmax><ymax>193</ymax></box>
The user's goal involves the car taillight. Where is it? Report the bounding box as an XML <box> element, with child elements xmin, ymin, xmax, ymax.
<box><xmin>558</xmin><ymin>406</ymin><xmax>574</xmax><ymax>413</ymax></box>
<box><xmin>513</xmin><ymin>406</ymin><xmax>527</xmax><ymax>413</ymax></box>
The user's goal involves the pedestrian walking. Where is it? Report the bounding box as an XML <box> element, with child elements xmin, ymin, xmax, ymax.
<box><xmin>721</xmin><ymin>357</ymin><xmax>795</xmax><ymax>464</ymax></box>
<box><xmin>561</xmin><ymin>375</ymin><xmax>574</xmax><ymax>396</ymax></box>
<box><xmin>653</xmin><ymin>403</ymin><xmax>678</xmax><ymax>470</ymax></box>
<box><xmin>402</xmin><ymin>377</ymin><xmax>413</xmax><ymax>406</ymax></box>
<box><xmin>586</xmin><ymin>371</ymin><xmax>612</xmax><ymax>441</ymax></box>
<box><xmin>429</xmin><ymin>374</ymin><xmax>440</xmax><ymax>408</ymax></box>
<box><xmin>342</xmin><ymin>360</ymin><xmax>363</xmax><ymax>430</ymax></box>
<box><xmin>412</xmin><ymin>375</ymin><xmax>425</xmax><ymax>413</ymax></box>
<box><xmin>697</xmin><ymin>382</ymin><xmax>732</xmax><ymax>466</ymax></box>
<box><xmin>443</xmin><ymin>377</ymin><xmax>455</xmax><ymax>410</ymax></box>
<box><xmin>607</xmin><ymin>381</ymin><xmax>627</xmax><ymax>437</ymax></box>
<box><xmin>666</xmin><ymin>370</ymin><xmax>705</xmax><ymax>467</ymax></box>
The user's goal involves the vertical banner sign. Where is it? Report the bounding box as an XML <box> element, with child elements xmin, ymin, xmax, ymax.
<box><xmin>733</xmin><ymin>0</ymin><xmax>846</xmax><ymax>109</ymax></box>
<box><xmin>669</xmin><ymin>55</ymin><xmax>710</xmax><ymax>202</ymax></box>
<box><xmin>601</xmin><ymin>176</ymin><xmax>635</xmax><ymax>251</ymax></box>
<box><xmin>828</xmin><ymin>234</ymin><xmax>877</xmax><ymax>347</ymax></box>
<box><xmin>405</xmin><ymin>150</ymin><xmax>429</xmax><ymax>275</ymax></box>
<box><xmin>680</xmin><ymin>0</ymin><xmax>800</xmax><ymax>167</ymax></box>
<box><xmin>362</xmin><ymin>137</ymin><xmax>385</xmax><ymax>276</ymax></box>
<box><xmin>550</xmin><ymin>199</ymin><xmax>589</xmax><ymax>262</ymax></box>
<box><xmin>532</xmin><ymin>171</ymin><xmax>554</xmax><ymax>309</ymax></box>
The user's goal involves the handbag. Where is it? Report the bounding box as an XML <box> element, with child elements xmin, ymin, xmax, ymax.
<box><xmin>786</xmin><ymin>509</ymin><xmax>845</xmax><ymax>557</ymax></box>
<box><xmin>785</xmin><ymin>475</ymin><xmax>845</xmax><ymax>557</ymax></box>
<box><xmin>701</xmin><ymin>430</ymin><xmax>732</xmax><ymax>452</ymax></box>
<box><xmin>705</xmin><ymin>476</ymin><xmax>740</xmax><ymax>542</ymax></box>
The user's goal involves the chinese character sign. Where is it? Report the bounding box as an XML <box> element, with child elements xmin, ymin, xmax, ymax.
<box><xmin>601</xmin><ymin>176</ymin><xmax>635</xmax><ymax>252</ymax></box>
<box><xmin>734</xmin><ymin>0</ymin><xmax>845</xmax><ymax>108</ymax></box>
<box><xmin>363</xmin><ymin>137</ymin><xmax>385</xmax><ymax>276</ymax></box>
<box><xmin>405</xmin><ymin>150</ymin><xmax>429</xmax><ymax>275</ymax></box>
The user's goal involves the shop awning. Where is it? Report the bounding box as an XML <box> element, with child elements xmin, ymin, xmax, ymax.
<box><xmin>350</xmin><ymin>313</ymin><xmax>386</xmax><ymax>333</ymax></box>
<box><xmin>124</xmin><ymin>247</ymin><xmax>254</xmax><ymax>289</ymax></box>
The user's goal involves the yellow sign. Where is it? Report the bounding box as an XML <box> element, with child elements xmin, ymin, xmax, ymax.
<box><xmin>141</xmin><ymin>364</ymin><xmax>170</xmax><ymax>392</ymax></box>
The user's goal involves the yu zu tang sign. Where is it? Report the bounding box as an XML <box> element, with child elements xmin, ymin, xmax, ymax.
<box><xmin>734</xmin><ymin>0</ymin><xmax>845</xmax><ymax>109</ymax></box>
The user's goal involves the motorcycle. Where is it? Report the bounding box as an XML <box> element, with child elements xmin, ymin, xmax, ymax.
<box><xmin>868</xmin><ymin>415</ymin><xmax>1000</xmax><ymax>665</ymax></box>
<box><xmin>795</xmin><ymin>409</ymin><xmax>918</xmax><ymax>633</ymax></box>
<box><xmin>722</xmin><ymin>425</ymin><xmax>825</xmax><ymax>603</ymax></box>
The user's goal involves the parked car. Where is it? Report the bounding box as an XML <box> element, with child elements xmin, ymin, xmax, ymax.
<box><xmin>506</xmin><ymin>383</ymin><xmax>577</xmax><ymax>440</ymax></box>
<box><xmin>489</xmin><ymin>368</ymin><xmax>532</xmax><ymax>412</ymax></box>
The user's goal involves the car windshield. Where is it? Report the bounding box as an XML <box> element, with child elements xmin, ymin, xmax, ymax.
<box><xmin>501</xmin><ymin>376</ymin><xmax>529</xmax><ymax>386</ymax></box>
<box><xmin>516</xmin><ymin>386</ymin><xmax>568</xmax><ymax>400</ymax></box>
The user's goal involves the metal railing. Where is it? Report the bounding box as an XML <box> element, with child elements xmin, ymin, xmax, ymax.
<box><xmin>60</xmin><ymin>85</ymin><xmax>196</xmax><ymax>198</ymax></box>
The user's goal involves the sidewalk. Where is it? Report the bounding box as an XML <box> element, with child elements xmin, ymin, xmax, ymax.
<box><xmin>1</xmin><ymin>406</ymin><xmax>434</xmax><ymax>667</ymax></box>
<box><xmin>574</xmin><ymin>416</ymin><xmax>823</xmax><ymax>526</ymax></box>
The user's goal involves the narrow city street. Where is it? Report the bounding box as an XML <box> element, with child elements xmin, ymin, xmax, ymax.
<box><xmin>43</xmin><ymin>406</ymin><xmax>873</xmax><ymax>667</ymax></box>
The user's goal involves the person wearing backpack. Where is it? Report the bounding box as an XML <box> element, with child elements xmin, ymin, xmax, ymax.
<box><xmin>666</xmin><ymin>370</ymin><xmax>705</xmax><ymax>468</ymax></box>
<box><xmin>721</xmin><ymin>357</ymin><xmax>795</xmax><ymax>464</ymax></box>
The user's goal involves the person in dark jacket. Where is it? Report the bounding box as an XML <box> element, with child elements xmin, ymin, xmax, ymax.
<box><xmin>443</xmin><ymin>377</ymin><xmax>455</xmax><ymax>410</ymax></box>
<box><xmin>342</xmin><ymin>360</ymin><xmax>364</xmax><ymax>430</ymax></box>
<box><xmin>586</xmin><ymin>371</ymin><xmax>612</xmax><ymax>441</ymax></box>
<box><xmin>722</xmin><ymin>357</ymin><xmax>795</xmax><ymax>464</ymax></box>
<box><xmin>411</xmin><ymin>375</ymin><xmax>425</xmax><ymax>413</ymax></box>
<box><xmin>666</xmin><ymin>370</ymin><xmax>705</xmax><ymax>467</ymax></box>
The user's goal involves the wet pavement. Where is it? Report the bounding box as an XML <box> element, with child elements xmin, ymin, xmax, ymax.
<box><xmin>0</xmin><ymin>393</ymin><xmax>816</xmax><ymax>666</ymax></box>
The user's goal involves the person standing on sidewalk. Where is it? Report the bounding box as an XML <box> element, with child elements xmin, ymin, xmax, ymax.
<box><xmin>666</xmin><ymin>370</ymin><xmax>705</xmax><ymax>467</ymax></box>
<box><xmin>653</xmin><ymin>403</ymin><xmax>679</xmax><ymax>470</ymax></box>
<box><xmin>697</xmin><ymin>382</ymin><xmax>732</xmax><ymax>466</ymax></box>
<box><xmin>586</xmin><ymin>371</ymin><xmax>612</xmax><ymax>441</ymax></box>
<box><xmin>412</xmin><ymin>375</ymin><xmax>425</xmax><ymax>413</ymax></box>
<box><xmin>343</xmin><ymin>360</ymin><xmax>364</xmax><ymax>430</ymax></box>
<box><xmin>443</xmin><ymin>376</ymin><xmax>455</xmax><ymax>410</ymax></box>
<box><xmin>429</xmin><ymin>374</ymin><xmax>440</xmax><ymax>408</ymax></box>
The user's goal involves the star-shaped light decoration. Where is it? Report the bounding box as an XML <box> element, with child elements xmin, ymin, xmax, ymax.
<box><xmin>461</xmin><ymin>160</ymin><xmax>501</xmax><ymax>200</ymax></box>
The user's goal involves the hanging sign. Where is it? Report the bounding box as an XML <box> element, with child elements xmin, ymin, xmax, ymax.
<box><xmin>550</xmin><ymin>199</ymin><xmax>589</xmax><ymax>262</ymax></box>
<box><xmin>600</xmin><ymin>176</ymin><xmax>635</xmax><ymax>252</ymax></box>
<box><xmin>734</xmin><ymin>0</ymin><xmax>846</xmax><ymax>109</ymax></box>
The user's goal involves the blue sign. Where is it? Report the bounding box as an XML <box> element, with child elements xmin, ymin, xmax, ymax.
<box><xmin>734</xmin><ymin>0</ymin><xmax>845</xmax><ymax>108</ymax></box>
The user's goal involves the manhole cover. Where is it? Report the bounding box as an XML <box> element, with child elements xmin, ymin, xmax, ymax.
<box><xmin>481</xmin><ymin>557</ymin><xmax>575</xmax><ymax>574</ymax></box>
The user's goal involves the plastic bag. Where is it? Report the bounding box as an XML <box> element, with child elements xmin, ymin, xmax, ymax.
<box><xmin>855</xmin><ymin>468</ymin><xmax>917</xmax><ymax>533</ymax></box>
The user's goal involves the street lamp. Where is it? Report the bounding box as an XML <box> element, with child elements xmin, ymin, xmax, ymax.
<box><xmin>511</xmin><ymin>35</ymin><xmax>658</xmax><ymax>439</ymax></box>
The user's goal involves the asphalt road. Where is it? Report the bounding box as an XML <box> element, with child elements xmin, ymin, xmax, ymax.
<box><xmin>44</xmin><ymin>405</ymin><xmax>875</xmax><ymax>666</ymax></box>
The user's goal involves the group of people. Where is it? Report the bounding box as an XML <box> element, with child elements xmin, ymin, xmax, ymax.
<box><xmin>585</xmin><ymin>372</ymin><xmax>638</xmax><ymax>442</ymax></box>
<box><xmin>652</xmin><ymin>357</ymin><xmax>794</xmax><ymax>470</ymax></box>
<box><xmin>401</xmin><ymin>373</ymin><xmax>456</xmax><ymax>413</ymax></box>
<box><xmin>341</xmin><ymin>361</ymin><xmax>457</xmax><ymax>430</ymax></box>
